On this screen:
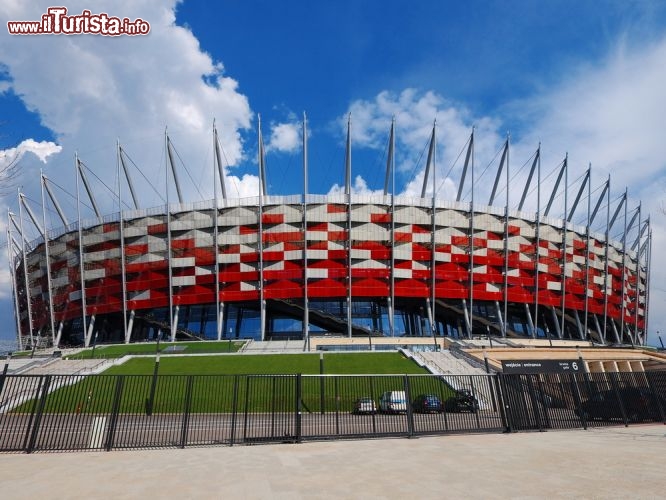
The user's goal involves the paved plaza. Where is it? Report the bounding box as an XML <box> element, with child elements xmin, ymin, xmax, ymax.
<box><xmin>0</xmin><ymin>424</ymin><xmax>664</xmax><ymax>499</ymax></box>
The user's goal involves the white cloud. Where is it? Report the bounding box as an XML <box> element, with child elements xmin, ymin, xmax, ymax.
<box><xmin>328</xmin><ymin>175</ymin><xmax>383</xmax><ymax>196</ymax></box>
<box><xmin>266</xmin><ymin>122</ymin><xmax>300</xmax><ymax>153</ymax></box>
<box><xmin>339</xmin><ymin>89</ymin><xmax>502</xmax><ymax>200</ymax></box>
<box><xmin>0</xmin><ymin>139</ymin><xmax>61</xmax><ymax>166</ymax></box>
<box><xmin>224</xmin><ymin>173</ymin><xmax>261</xmax><ymax>199</ymax></box>
<box><xmin>0</xmin><ymin>0</ymin><xmax>255</xmax><ymax>216</ymax></box>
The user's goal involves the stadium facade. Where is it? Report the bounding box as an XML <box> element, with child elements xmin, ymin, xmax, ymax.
<box><xmin>7</xmin><ymin>118</ymin><xmax>651</xmax><ymax>349</ymax></box>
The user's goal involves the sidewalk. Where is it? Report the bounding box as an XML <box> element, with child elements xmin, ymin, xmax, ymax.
<box><xmin>0</xmin><ymin>425</ymin><xmax>664</xmax><ymax>499</ymax></box>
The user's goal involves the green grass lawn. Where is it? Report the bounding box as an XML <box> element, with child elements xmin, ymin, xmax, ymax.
<box><xmin>12</xmin><ymin>352</ymin><xmax>442</xmax><ymax>414</ymax></box>
<box><xmin>68</xmin><ymin>340</ymin><xmax>244</xmax><ymax>359</ymax></box>
<box><xmin>8</xmin><ymin>350</ymin><xmax>33</xmax><ymax>358</ymax></box>
<box><xmin>102</xmin><ymin>352</ymin><xmax>428</xmax><ymax>375</ymax></box>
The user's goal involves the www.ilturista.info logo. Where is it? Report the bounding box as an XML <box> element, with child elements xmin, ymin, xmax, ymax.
<box><xmin>7</xmin><ymin>7</ymin><xmax>150</xmax><ymax>36</ymax></box>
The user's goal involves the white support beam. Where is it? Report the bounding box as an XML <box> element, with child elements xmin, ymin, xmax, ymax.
<box><xmin>17</xmin><ymin>195</ymin><xmax>35</xmax><ymax>349</ymax></box>
<box><xmin>213</xmin><ymin>120</ymin><xmax>223</xmax><ymax>341</ymax></box>
<box><xmin>119</xmin><ymin>145</ymin><xmax>140</xmax><ymax>209</ymax></box>
<box><xmin>345</xmin><ymin>115</ymin><xmax>352</xmax><ymax>338</ymax></box>
<box><xmin>302</xmin><ymin>112</ymin><xmax>310</xmax><ymax>344</ymax></box>
<box><xmin>502</xmin><ymin>135</ymin><xmax>510</xmax><ymax>338</ymax></box>
<box><xmin>429</xmin><ymin>121</ymin><xmax>437</xmax><ymax>336</ymax></box>
<box><xmin>39</xmin><ymin>175</ymin><xmax>56</xmax><ymax>345</ymax></box>
<box><xmin>560</xmin><ymin>155</ymin><xmax>568</xmax><ymax>338</ymax></box>
<box><xmin>43</xmin><ymin>176</ymin><xmax>70</xmax><ymax>226</ymax></box>
<box><xmin>77</xmin><ymin>158</ymin><xmax>101</xmax><ymax>218</ymax></box>
<box><xmin>172</xmin><ymin>305</ymin><xmax>180</xmax><ymax>342</ymax></box>
<box><xmin>117</xmin><ymin>141</ymin><xmax>129</xmax><ymax>344</ymax></box>
<box><xmin>75</xmin><ymin>153</ymin><xmax>89</xmax><ymax>351</ymax></box>
<box><xmin>6</xmin><ymin>223</ymin><xmax>23</xmax><ymax>351</ymax></box>
<box><xmin>258</xmin><ymin>115</ymin><xmax>266</xmax><ymax>341</ymax></box>
<box><xmin>166</xmin><ymin>133</ymin><xmax>184</xmax><ymax>204</ymax></box>
<box><xmin>467</xmin><ymin>128</ymin><xmax>475</xmax><ymax>339</ymax></box>
<box><xmin>583</xmin><ymin>165</ymin><xmax>592</xmax><ymax>341</ymax></box>
<box><xmin>85</xmin><ymin>314</ymin><xmax>96</xmax><ymax>348</ymax></box>
<box><xmin>126</xmin><ymin>310</ymin><xmax>135</xmax><ymax>344</ymax></box>
<box><xmin>165</xmin><ymin>130</ymin><xmax>175</xmax><ymax>342</ymax></box>
<box><xmin>533</xmin><ymin>145</ymin><xmax>541</xmax><ymax>338</ymax></box>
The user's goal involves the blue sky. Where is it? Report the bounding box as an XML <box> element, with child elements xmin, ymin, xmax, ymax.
<box><xmin>1</xmin><ymin>1</ymin><xmax>666</xmax><ymax>345</ymax></box>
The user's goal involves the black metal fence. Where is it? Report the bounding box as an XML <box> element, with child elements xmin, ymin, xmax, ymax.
<box><xmin>1</xmin><ymin>371</ymin><xmax>664</xmax><ymax>453</ymax></box>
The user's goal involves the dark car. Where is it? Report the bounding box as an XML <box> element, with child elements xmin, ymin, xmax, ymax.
<box><xmin>534</xmin><ymin>389</ymin><xmax>566</xmax><ymax>409</ymax></box>
<box><xmin>575</xmin><ymin>388</ymin><xmax>665</xmax><ymax>422</ymax></box>
<box><xmin>444</xmin><ymin>389</ymin><xmax>479</xmax><ymax>413</ymax></box>
<box><xmin>412</xmin><ymin>394</ymin><xmax>443</xmax><ymax>413</ymax></box>
<box><xmin>352</xmin><ymin>397</ymin><xmax>377</xmax><ymax>415</ymax></box>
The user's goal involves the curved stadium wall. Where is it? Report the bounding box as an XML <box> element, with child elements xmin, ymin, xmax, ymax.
<box><xmin>14</xmin><ymin>192</ymin><xmax>647</xmax><ymax>347</ymax></box>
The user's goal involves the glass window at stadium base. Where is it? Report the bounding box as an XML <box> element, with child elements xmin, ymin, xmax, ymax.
<box><xmin>8</xmin><ymin>122</ymin><xmax>650</xmax><ymax>349</ymax></box>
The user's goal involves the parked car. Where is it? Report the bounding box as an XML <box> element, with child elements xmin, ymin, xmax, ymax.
<box><xmin>412</xmin><ymin>394</ymin><xmax>443</xmax><ymax>413</ymax></box>
<box><xmin>575</xmin><ymin>388</ymin><xmax>665</xmax><ymax>422</ymax></box>
<box><xmin>534</xmin><ymin>389</ymin><xmax>566</xmax><ymax>409</ymax></box>
<box><xmin>379</xmin><ymin>391</ymin><xmax>407</xmax><ymax>413</ymax></box>
<box><xmin>352</xmin><ymin>397</ymin><xmax>377</xmax><ymax>415</ymax></box>
<box><xmin>444</xmin><ymin>389</ymin><xmax>479</xmax><ymax>413</ymax></box>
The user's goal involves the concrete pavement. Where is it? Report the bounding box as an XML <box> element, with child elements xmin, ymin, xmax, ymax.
<box><xmin>0</xmin><ymin>424</ymin><xmax>665</xmax><ymax>499</ymax></box>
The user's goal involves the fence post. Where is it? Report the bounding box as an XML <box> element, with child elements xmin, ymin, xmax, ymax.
<box><xmin>295</xmin><ymin>373</ymin><xmax>302</xmax><ymax>443</ymax></box>
<box><xmin>369</xmin><ymin>376</ymin><xmax>377</xmax><ymax>435</ymax></box>
<box><xmin>242</xmin><ymin>376</ymin><xmax>250</xmax><ymax>443</ymax></box>
<box><xmin>403</xmin><ymin>375</ymin><xmax>414</xmax><ymax>438</ymax></box>
<box><xmin>105</xmin><ymin>376</ymin><xmax>124</xmax><ymax>451</ymax></box>
<box><xmin>230</xmin><ymin>375</ymin><xmax>239</xmax><ymax>446</ymax></box>
<box><xmin>270</xmin><ymin>376</ymin><xmax>276</xmax><ymax>439</ymax></box>
<box><xmin>20</xmin><ymin>376</ymin><xmax>42</xmax><ymax>452</ymax></box>
<box><xmin>145</xmin><ymin>353</ymin><xmax>160</xmax><ymax>416</ymax></box>
<box><xmin>180</xmin><ymin>376</ymin><xmax>194</xmax><ymax>449</ymax></box>
<box><xmin>319</xmin><ymin>353</ymin><xmax>325</xmax><ymax>415</ymax></box>
<box><xmin>469</xmin><ymin>376</ymin><xmax>482</xmax><ymax>429</ymax></box>
<box><xmin>609</xmin><ymin>372</ymin><xmax>629</xmax><ymax>426</ymax></box>
<box><xmin>26</xmin><ymin>375</ymin><xmax>51</xmax><ymax>454</ymax></box>
<box><xmin>438</xmin><ymin>375</ymin><xmax>449</xmax><ymax>432</ymax></box>
<box><xmin>525</xmin><ymin>375</ymin><xmax>543</xmax><ymax>432</ymax></box>
<box><xmin>486</xmin><ymin>372</ymin><xmax>498</xmax><ymax>413</ymax></box>
<box><xmin>497</xmin><ymin>373</ymin><xmax>512</xmax><ymax>433</ymax></box>
<box><xmin>570</xmin><ymin>373</ymin><xmax>587</xmax><ymax>430</ymax></box>
<box><xmin>645</xmin><ymin>371</ymin><xmax>666</xmax><ymax>424</ymax></box>
<box><xmin>334</xmin><ymin>376</ymin><xmax>340</xmax><ymax>436</ymax></box>
<box><xmin>536</xmin><ymin>375</ymin><xmax>552</xmax><ymax>429</ymax></box>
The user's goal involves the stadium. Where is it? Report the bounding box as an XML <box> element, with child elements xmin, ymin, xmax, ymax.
<box><xmin>7</xmin><ymin>119</ymin><xmax>651</xmax><ymax>350</ymax></box>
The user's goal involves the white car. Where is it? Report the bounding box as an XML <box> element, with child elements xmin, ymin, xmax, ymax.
<box><xmin>352</xmin><ymin>397</ymin><xmax>377</xmax><ymax>414</ymax></box>
<box><xmin>379</xmin><ymin>391</ymin><xmax>407</xmax><ymax>413</ymax></box>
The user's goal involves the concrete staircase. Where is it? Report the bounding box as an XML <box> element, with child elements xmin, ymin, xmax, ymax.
<box><xmin>240</xmin><ymin>339</ymin><xmax>306</xmax><ymax>354</ymax></box>
<box><xmin>20</xmin><ymin>359</ymin><xmax>111</xmax><ymax>375</ymax></box>
<box><xmin>414</xmin><ymin>350</ymin><xmax>489</xmax><ymax>377</ymax></box>
<box><xmin>409</xmin><ymin>350</ymin><xmax>492</xmax><ymax>410</ymax></box>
